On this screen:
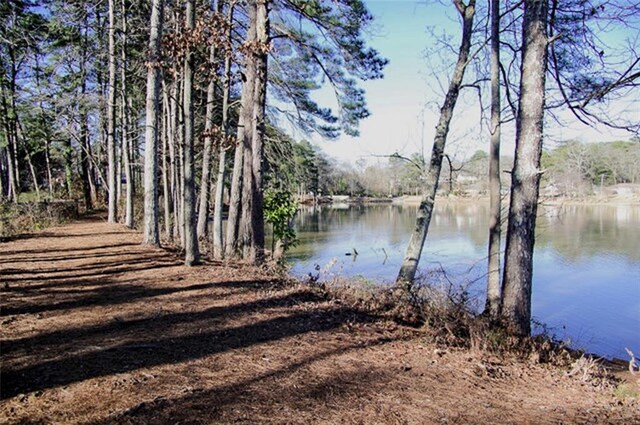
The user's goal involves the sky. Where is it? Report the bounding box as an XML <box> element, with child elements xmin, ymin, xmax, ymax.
<box><xmin>294</xmin><ymin>0</ymin><xmax>638</xmax><ymax>166</ymax></box>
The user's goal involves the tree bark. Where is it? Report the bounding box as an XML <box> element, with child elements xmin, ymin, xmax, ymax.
<box><xmin>239</xmin><ymin>0</ymin><xmax>259</xmax><ymax>261</ymax></box>
<box><xmin>396</xmin><ymin>0</ymin><xmax>476</xmax><ymax>285</ymax></box>
<box><xmin>212</xmin><ymin>2</ymin><xmax>235</xmax><ymax>259</ymax></box>
<box><xmin>501</xmin><ymin>0</ymin><xmax>549</xmax><ymax>336</ymax></box>
<box><xmin>171</xmin><ymin>79</ymin><xmax>182</xmax><ymax>243</ymax></box>
<box><xmin>183</xmin><ymin>0</ymin><xmax>200</xmax><ymax>265</ymax></box>
<box><xmin>226</xmin><ymin>2</ymin><xmax>258</xmax><ymax>259</ymax></box>
<box><xmin>142</xmin><ymin>0</ymin><xmax>164</xmax><ymax>245</ymax></box>
<box><xmin>25</xmin><ymin>151</ymin><xmax>40</xmax><ymax>201</ymax></box>
<box><xmin>484</xmin><ymin>0</ymin><xmax>502</xmax><ymax>319</ymax></box>
<box><xmin>162</xmin><ymin>88</ymin><xmax>172</xmax><ymax>238</ymax></box>
<box><xmin>246</xmin><ymin>0</ymin><xmax>270</xmax><ymax>264</ymax></box>
<box><xmin>196</xmin><ymin>44</ymin><xmax>217</xmax><ymax>239</ymax></box>
<box><xmin>224</xmin><ymin>135</ymin><xmax>245</xmax><ymax>258</ymax></box>
<box><xmin>122</xmin><ymin>0</ymin><xmax>134</xmax><ymax>228</ymax></box>
<box><xmin>107</xmin><ymin>0</ymin><xmax>118</xmax><ymax>222</ymax></box>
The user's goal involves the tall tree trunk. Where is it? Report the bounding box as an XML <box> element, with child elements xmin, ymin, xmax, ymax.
<box><xmin>212</xmin><ymin>1</ymin><xmax>235</xmax><ymax>259</ymax></box>
<box><xmin>396</xmin><ymin>0</ymin><xmax>476</xmax><ymax>285</ymax></box>
<box><xmin>170</xmin><ymin>79</ymin><xmax>181</xmax><ymax>242</ymax></box>
<box><xmin>484</xmin><ymin>0</ymin><xmax>502</xmax><ymax>319</ymax></box>
<box><xmin>246</xmin><ymin>0</ymin><xmax>270</xmax><ymax>264</ymax></box>
<box><xmin>183</xmin><ymin>0</ymin><xmax>200</xmax><ymax>265</ymax></box>
<box><xmin>34</xmin><ymin>56</ymin><xmax>55</xmax><ymax>199</ymax></box>
<box><xmin>6</xmin><ymin>49</ymin><xmax>21</xmax><ymax>202</ymax></box>
<box><xmin>224</xmin><ymin>136</ymin><xmax>245</xmax><ymax>258</ymax></box>
<box><xmin>5</xmin><ymin>131</ymin><xmax>18</xmax><ymax>202</ymax></box>
<box><xmin>122</xmin><ymin>102</ymin><xmax>134</xmax><ymax>227</ymax></box>
<box><xmin>0</xmin><ymin>147</ymin><xmax>5</xmax><ymax>200</ymax></box>
<box><xmin>63</xmin><ymin>138</ymin><xmax>73</xmax><ymax>197</ymax></box>
<box><xmin>0</xmin><ymin>87</ymin><xmax>14</xmax><ymax>201</ymax></box>
<box><xmin>196</xmin><ymin>44</ymin><xmax>217</xmax><ymax>239</ymax></box>
<box><xmin>79</xmin><ymin>110</ymin><xmax>93</xmax><ymax>209</ymax></box>
<box><xmin>122</xmin><ymin>0</ymin><xmax>134</xmax><ymax>228</ymax></box>
<box><xmin>501</xmin><ymin>0</ymin><xmax>549</xmax><ymax>336</ymax></box>
<box><xmin>117</xmin><ymin>132</ymin><xmax>123</xmax><ymax>207</ymax></box>
<box><xmin>239</xmin><ymin>0</ymin><xmax>258</xmax><ymax>261</ymax></box>
<box><xmin>79</xmin><ymin>20</ymin><xmax>93</xmax><ymax>210</ymax></box>
<box><xmin>142</xmin><ymin>0</ymin><xmax>164</xmax><ymax>245</ymax></box>
<box><xmin>162</xmin><ymin>89</ymin><xmax>172</xmax><ymax>238</ymax></box>
<box><xmin>107</xmin><ymin>0</ymin><xmax>118</xmax><ymax>222</ymax></box>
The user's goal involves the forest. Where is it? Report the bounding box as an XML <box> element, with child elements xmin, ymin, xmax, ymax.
<box><xmin>1</xmin><ymin>0</ymin><xmax>639</xmax><ymax>422</ymax></box>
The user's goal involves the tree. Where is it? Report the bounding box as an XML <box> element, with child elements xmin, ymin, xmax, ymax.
<box><xmin>142</xmin><ymin>0</ymin><xmax>164</xmax><ymax>246</ymax></box>
<box><xmin>225</xmin><ymin>1</ymin><xmax>258</xmax><ymax>260</ymax></box>
<box><xmin>182</xmin><ymin>0</ymin><xmax>200</xmax><ymax>265</ymax></box>
<box><xmin>500</xmin><ymin>0</ymin><xmax>549</xmax><ymax>336</ymax></box>
<box><xmin>121</xmin><ymin>0</ymin><xmax>133</xmax><ymax>228</ymax></box>
<box><xmin>212</xmin><ymin>0</ymin><xmax>235</xmax><ymax>260</ymax></box>
<box><xmin>107</xmin><ymin>0</ymin><xmax>117</xmax><ymax>222</ymax></box>
<box><xmin>484</xmin><ymin>0</ymin><xmax>502</xmax><ymax>319</ymax></box>
<box><xmin>396</xmin><ymin>0</ymin><xmax>476</xmax><ymax>285</ymax></box>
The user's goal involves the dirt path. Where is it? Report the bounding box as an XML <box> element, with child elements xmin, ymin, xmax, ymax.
<box><xmin>1</xmin><ymin>214</ymin><xmax>637</xmax><ymax>424</ymax></box>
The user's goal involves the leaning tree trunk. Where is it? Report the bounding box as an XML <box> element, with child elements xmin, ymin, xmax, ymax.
<box><xmin>501</xmin><ymin>0</ymin><xmax>549</xmax><ymax>336</ymax></box>
<box><xmin>484</xmin><ymin>0</ymin><xmax>502</xmax><ymax>319</ymax></box>
<box><xmin>107</xmin><ymin>0</ymin><xmax>118</xmax><ymax>223</ymax></box>
<box><xmin>25</xmin><ymin>151</ymin><xmax>40</xmax><ymax>201</ymax></box>
<box><xmin>396</xmin><ymin>0</ymin><xmax>476</xmax><ymax>285</ymax></box>
<box><xmin>212</xmin><ymin>2</ymin><xmax>235</xmax><ymax>259</ymax></box>
<box><xmin>142</xmin><ymin>0</ymin><xmax>164</xmax><ymax>245</ymax></box>
<box><xmin>196</xmin><ymin>44</ymin><xmax>217</xmax><ymax>239</ymax></box>
<box><xmin>182</xmin><ymin>0</ymin><xmax>200</xmax><ymax>265</ymax></box>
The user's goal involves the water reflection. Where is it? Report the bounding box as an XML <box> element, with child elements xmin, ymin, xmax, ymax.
<box><xmin>286</xmin><ymin>202</ymin><xmax>640</xmax><ymax>359</ymax></box>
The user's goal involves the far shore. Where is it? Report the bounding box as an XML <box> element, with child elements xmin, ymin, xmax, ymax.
<box><xmin>304</xmin><ymin>193</ymin><xmax>640</xmax><ymax>207</ymax></box>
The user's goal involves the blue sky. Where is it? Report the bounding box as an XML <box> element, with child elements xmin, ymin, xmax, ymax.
<box><xmin>303</xmin><ymin>0</ymin><xmax>638</xmax><ymax>165</ymax></box>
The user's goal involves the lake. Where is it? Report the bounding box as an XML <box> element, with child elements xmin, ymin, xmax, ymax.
<box><xmin>284</xmin><ymin>201</ymin><xmax>640</xmax><ymax>359</ymax></box>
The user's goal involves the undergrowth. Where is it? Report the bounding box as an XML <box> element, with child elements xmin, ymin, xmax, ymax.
<box><xmin>301</xmin><ymin>272</ymin><xmax>621</xmax><ymax>391</ymax></box>
<box><xmin>0</xmin><ymin>200</ymin><xmax>79</xmax><ymax>239</ymax></box>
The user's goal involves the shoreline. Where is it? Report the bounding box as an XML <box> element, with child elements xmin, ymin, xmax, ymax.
<box><xmin>307</xmin><ymin>194</ymin><xmax>640</xmax><ymax>207</ymax></box>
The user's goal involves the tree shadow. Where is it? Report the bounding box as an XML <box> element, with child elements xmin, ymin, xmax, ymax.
<box><xmin>0</xmin><ymin>250</ymin><xmax>155</xmax><ymax>265</ymax></box>
<box><xmin>1</xmin><ymin>290</ymin><xmax>378</xmax><ymax>399</ymax></box>
<box><xmin>2</xmin><ymin>286</ymin><xmax>321</xmax><ymax>356</ymax></box>
<box><xmin>0</xmin><ymin>242</ymin><xmax>141</xmax><ymax>259</ymax></box>
<box><xmin>1</xmin><ymin>253</ymin><xmax>179</xmax><ymax>278</ymax></box>
<box><xmin>90</xmin><ymin>336</ymin><xmax>398</xmax><ymax>424</ymax></box>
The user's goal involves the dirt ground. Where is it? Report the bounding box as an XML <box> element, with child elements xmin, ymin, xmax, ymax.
<box><xmin>1</xmin><ymin>214</ymin><xmax>638</xmax><ymax>424</ymax></box>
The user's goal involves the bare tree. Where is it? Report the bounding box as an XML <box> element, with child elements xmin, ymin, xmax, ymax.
<box><xmin>226</xmin><ymin>1</ymin><xmax>258</xmax><ymax>260</ymax></box>
<box><xmin>142</xmin><ymin>0</ymin><xmax>164</xmax><ymax>245</ymax></box>
<box><xmin>196</xmin><ymin>42</ymin><xmax>218</xmax><ymax>239</ymax></box>
<box><xmin>182</xmin><ymin>0</ymin><xmax>200</xmax><ymax>265</ymax></box>
<box><xmin>484</xmin><ymin>0</ymin><xmax>502</xmax><ymax>319</ymax></box>
<box><xmin>107</xmin><ymin>0</ymin><xmax>118</xmax><ymax>223</ymax></box>
<box><xmin>396</xmin><ymin>0</ymin><xmax>477</xmax><ymax>285</ymax></box>
<box><xmin>501</xmin><ymin>0</ymin><xmax>549</xmax><ymax>336</ymax></box>
<box><xmin>212</xmin><ymin>1</ymin><xmax>235</xmax><ymax>259</ymax></box>
<box><xmin>121</xmin><ymin>0</ymin><xmax>134</xmax><ymax>228</ymax></box>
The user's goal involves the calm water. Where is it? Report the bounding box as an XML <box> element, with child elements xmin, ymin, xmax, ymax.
<box><xmin>285</xmin><ymin>202</ymin><xmax>640</xmax><ymax>359</ymax></box>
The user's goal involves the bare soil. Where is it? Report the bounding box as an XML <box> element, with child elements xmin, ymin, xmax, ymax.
<box><xmin>1</xmin><ymin>213</ymin><xmax>638</xmax><ymax>424</ymax></box>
